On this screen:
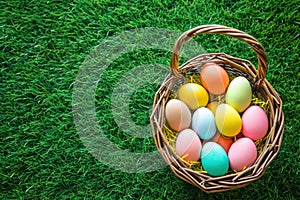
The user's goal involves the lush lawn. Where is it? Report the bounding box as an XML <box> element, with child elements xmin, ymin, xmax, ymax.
<box><xmin>1</xmin><ymin>0</ymin><xmax>299</xmax><ymax>199</ymax></box>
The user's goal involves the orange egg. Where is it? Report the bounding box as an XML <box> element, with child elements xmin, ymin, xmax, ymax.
<box><xmin>200</xmin><ymin>63</ymin><xmax>229</xmax><ymax>95</ymax></box>
<box><xmin>208</xmin><ymin>132</ymin><xmax>233</xmax><ymax>153</ymax></box>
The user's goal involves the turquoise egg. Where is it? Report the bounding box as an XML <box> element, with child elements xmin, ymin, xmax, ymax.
<box><xmin>201</xmin><ymin>142</ymin><xmax>229</xmax><ymax>176</ymax></box>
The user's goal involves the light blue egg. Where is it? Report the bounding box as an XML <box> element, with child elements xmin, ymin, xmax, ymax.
<box><xmin>201</xmin><ymin>142</ymin><xmax>229</xmax><ymax>176</ymax></box>
<box><xmin>192</xmin><ymin>107</ymin><xmax>216</xmax><ymax>140</ymax></box>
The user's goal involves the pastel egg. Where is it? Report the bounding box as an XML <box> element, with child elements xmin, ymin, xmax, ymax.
<box><xmin>206</xmin><ymin>101</ymin><xmax>220</xmax><ymax>115</ymax></box>
<box><xmin>177</xmin><ymin>83</ymin><xmax>209</xmax><ymax>110</ymax></box>
<box><xmin>165</xmin><ymin>99</ymin><xmax>191</xmax><ymax>131</ymax></box>
<box><xmin>215</xmin><ymin>104</ymin><xmax>242</xmax><ymax>137</ymax></box>
<box><xmin>208</xmin><ymin>132</ymin><xmax>233</xmax><ymax>153</ymax></box>
<box><xmin>228</xmin><ymin>138</ymin><xmax>257</xmax><ymax>171</ymax></box>
<box><xmin>201</xmin><ymin>142</ymin><xmax>229</xmax><ymax>176</ymax></box>
<box><xmin>176</xmin><ymin>129</ymin><xmax>202</xmax><ymax>161</ymax></box>
<box><xmin>226</xmin><ymin>76</ymin><xmax>252</xmax><ymax>113</ymax></box>
<box><xmin>242</xmin><ymin>106</ymin><xmax>269</xmax><ymax>141</ymax></box>
<box><xmin>200</xmin><ymin>63</ymin><xmax>230</xmax><ymax>95</ymax></box>
<box><xmin>192</xmin><ymin>107</ymin><xmax>216</xmax><ymax>140</ymax></box>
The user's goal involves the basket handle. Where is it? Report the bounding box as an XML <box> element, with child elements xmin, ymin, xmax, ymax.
<box><xmin>170</xmin><ymin>24</ymin><xmax>268</xmax><ymax>88</ymax></box>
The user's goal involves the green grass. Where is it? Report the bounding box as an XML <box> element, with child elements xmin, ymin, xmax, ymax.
<box><xmin>1</xmin><ymin>0</ymin><xmax>299</xmax><ymax>199</ymax></box>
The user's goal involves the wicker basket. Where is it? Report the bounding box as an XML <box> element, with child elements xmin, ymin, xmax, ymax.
<box><xmin>150</xmin><ymin>25</ymin><xmax>285</xmax><ymax>193</ymax></box>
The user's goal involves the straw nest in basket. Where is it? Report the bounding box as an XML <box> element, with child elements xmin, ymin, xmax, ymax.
<box><xmin>150</xmin><ymin>25</ymin><xmax>284</xmax><ymax>193</ymax></box>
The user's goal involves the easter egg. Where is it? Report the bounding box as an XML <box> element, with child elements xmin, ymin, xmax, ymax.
<box><xmin>208</xmin><ymin>132</ymin><xmax>233</xmax><ymax>153</ymax></box>
<box><xmin>242</xmin><ymin>106</ymin><xmax>269</xmax><ymax>141</ymax></box>
<box><xmin>206</xmin><ymin>101</ymin><xmax>220</xmax><ymax>115</ymax></box>
<box><xmin>175</xmin><ymin>129</ymin><xmax>202</xmax><ymax>161</ymax></box>
<box><xmin>178</xmin><ymin>83</ymin><xmax>209</xmax><ymax>110</ymax></box>
<box><xmin>226</xmin><ymin>76</ymin><xmax>252</xmax><ymax>113</ymax></box>
<box><xmin>200</xmin><ymin>63</ymin><xmax>229</xmax><ymax>95</ymax></box>
<box><xmin>165</xmin><ymin>99</ymin><xmax>191</xmax><ymax>131</ymax></box>
<box><xmin>228</xmin><ymin>138</ymin><xmax>257</xmax><ymax>171</ymax></box>
<box><xmin>192</xmin><ymin>107</ymin><xmax>216</xmax><ymax>140</ymax></box>
<box><xmin>215</xmin><ymin>104</ymin><xmax>242</xmax><ymax>137</ymax></box>
<box><xmin>201</xmin><ymin>142</ymin><xmax>229</xmax><ymax>176</ymax></box>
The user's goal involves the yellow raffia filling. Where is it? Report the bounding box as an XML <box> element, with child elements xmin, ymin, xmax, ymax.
<box><xmin>164</xmin><ymin>73</ymin><xmax>271</xmax><ymax>174</ymax></box>
<box><xmin>186</xmin><ymin>74</ymin><xmax>202</xmax><ymax>84</ymax></box>
<box><xmin>251</xmin><ymin>97</ymin><xmax>270</xmax><ymax>113</ymax></box>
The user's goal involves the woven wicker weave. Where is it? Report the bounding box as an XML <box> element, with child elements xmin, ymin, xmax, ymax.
<box><xmin>150</xmin><ymin>25</ymin><xmax>284</xmax><ymax>193</ymax></box>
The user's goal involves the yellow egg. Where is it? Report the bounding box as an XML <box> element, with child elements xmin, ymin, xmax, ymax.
<box><xmin>215</xmin><ymin>104</ymin><xmax>242</xmax><ymax>137</ymax></box>
<box><xmin>206</xmin><ymin>101</ymin><xmax>220</xmax><ymax>115</ymax></box>
<box><xmin>177</xmin><ymin>83</ymin><xmax>209</xmax><ymax>110</ymax></box>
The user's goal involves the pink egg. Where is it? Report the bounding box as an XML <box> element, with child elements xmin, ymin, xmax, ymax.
<box><xmin>228</xmin><ymin>138</ymin><xmax>257</xmax><ymax>171</ymax></box>
<box><xmin>176</xmin><ymin>129</ymin><xmax>202</xmax><ymax>162</ymax></box>
<box><xmin>242</xmin><ymin>106</ymin><xmax>269</xmax><ymax>141</ymax></box>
